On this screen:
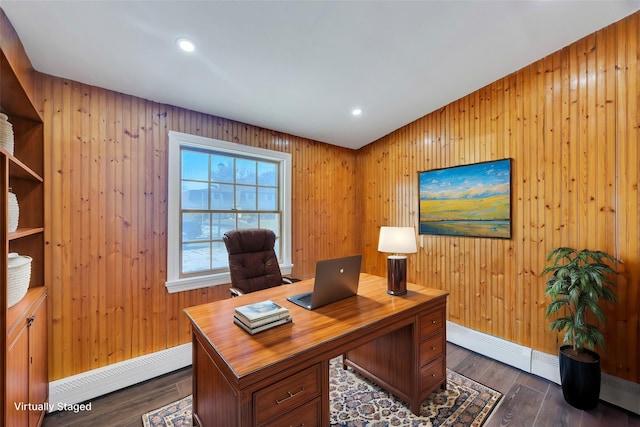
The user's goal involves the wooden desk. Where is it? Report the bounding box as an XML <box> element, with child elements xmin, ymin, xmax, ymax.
<box><xmin>184</xmin><ymin>273</ymin><xmax>448</xmax><ymax>426</ymax></box>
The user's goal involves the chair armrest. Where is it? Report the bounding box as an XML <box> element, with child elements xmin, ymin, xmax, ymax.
<box><xmin>230</xmin><ymin>287</ymin><xmax>245</xmax><ymax>298</ymax></box>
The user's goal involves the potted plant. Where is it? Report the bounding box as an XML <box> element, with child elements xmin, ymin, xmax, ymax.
<box><xmin>542</xmin><ymin>247</ymin><xmax>618</xmax><ymax>410</ymax></box>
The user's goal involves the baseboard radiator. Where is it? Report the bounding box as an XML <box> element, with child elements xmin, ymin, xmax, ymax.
<box><xmin>447</xmin><ymin>321</ymin><xmax>640</xmax><ymax>415</ymax></box>
<box><xmin>47</xmin><ymin>343</ymin><xmax>192</xmax><ymax>412</ymax></box>
<box><xmin>48</xmin><ymin>325</ymin><xmax>639</xmax><ymax>415</ymax></box>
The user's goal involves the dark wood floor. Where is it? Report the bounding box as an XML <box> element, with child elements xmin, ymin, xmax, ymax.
<box><xmin>42</xmin><ymin>365</ymin><xmax>192</xmax><ymax>427</ymax></box>
<box><xmin>43</xmin><ymin>343</ymin><xmax>640</xmax><ymax>426</ymax></box>
<box><xmin>446</xmin><ymin>344</ymin><xmax>640</xmax><ymax>427</ymax></box>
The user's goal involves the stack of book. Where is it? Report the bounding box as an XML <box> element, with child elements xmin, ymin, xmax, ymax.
<box><xmin>234</xmin><ymin>300</ymin><xmax>292</xmax><ymax>335</ymax></box>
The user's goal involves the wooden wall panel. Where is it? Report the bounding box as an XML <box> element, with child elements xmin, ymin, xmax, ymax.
<box><xmin>32</xmin><ymin>8</ymin><xmax>640</xmax><ymax>386</ymax></box>
<box><xmin>356</xmin><ymin>12</ymin><xmax>640</xmax><ymax>382</ymax></box>
<box><xmin>38</xmin><ymin>77</ymin><xmax>360</xmax><ymax>380</ymax></box>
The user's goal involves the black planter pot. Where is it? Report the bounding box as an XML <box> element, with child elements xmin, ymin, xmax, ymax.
<box><xmin>558</xmin><ymin>345</ymin><xmax>601</xmax><ymax>410</ymax></box>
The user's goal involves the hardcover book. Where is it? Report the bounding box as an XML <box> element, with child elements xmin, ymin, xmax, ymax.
<box><xmin>233</xmin><ymin>315</ymin><xmax>292</xmax><ymax>335</ymax></box>
<box><xmin>234</xmin><ymin>300</ymin><xmax>290</xmax><ymax>326</ymax></box>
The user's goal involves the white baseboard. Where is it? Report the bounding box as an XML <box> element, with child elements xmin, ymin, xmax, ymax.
<box><xmin>446</xmin><ymin>321</ymin><xmax>532</xmax><ymax>372</ymax></box>
<box><xmin>531</xmin><ymin>348</ymin><xmax>560</xmax><ymax>384</ymax></box>
<box><xmin>47</xmin><ymin>343</ymin><xmax>192</xmax><ymax>412</ymax></box>
<box><xmin>447</xmin><ymin>321</ymin><xmax>640</xmax><ymax>415</ymax></box>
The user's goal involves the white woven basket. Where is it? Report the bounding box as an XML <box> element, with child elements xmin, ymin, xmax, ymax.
<box><xmin>8</xmin><ymin>189</ymin><xmax>19</xmax><ymax>232</ymax></box>
<box><xmin>0</xmin><ymin>114</ymin><xmax>14</xmax><ymax>155</ymax></box>
<box><xmin>7</xmin><ymin>253</ymin><xmax>31</xmax><ymax>308</ymax></box>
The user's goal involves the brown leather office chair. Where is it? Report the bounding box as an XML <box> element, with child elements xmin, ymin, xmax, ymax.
<box><xmin>223</xmin><ymin>228</ymin><xmax>295</xmax><ymax>297</ymax></box>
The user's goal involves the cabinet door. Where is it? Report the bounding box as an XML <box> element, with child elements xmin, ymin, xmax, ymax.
<box><xmin>29</xmin><ymin>298</ymin><xmax>47</xmax><ymax>427</ymax></box>
<box><xmin>6</xmin><ymin>323</ymin><xmax>29</xmax><ymax>426</ymax></box>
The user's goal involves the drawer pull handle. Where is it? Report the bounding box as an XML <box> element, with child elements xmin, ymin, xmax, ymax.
<box><xmin>431</xmin><ymin>346</ymin><xmax>436</xmax><ymax>351</ymax></box>
<box><xmin>275</xmin><ymin>387</ymin><xmax>305</xmax><ymax>404</ymax></box>
<box><xmin>432</xmin><ymin>373</ymin><xmax>436</xmax><ymax>377</ymax></box>
<box><xmin>432</xmin><ymin>320</ymin><xmax>437</xmax><ymax>324</ymax></box>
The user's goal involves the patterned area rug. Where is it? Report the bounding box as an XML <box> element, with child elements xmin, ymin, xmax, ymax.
<box><xmin>142</xmin><ymin>357</ymin><xmax>502</xmax><ymax>427</ymax></box>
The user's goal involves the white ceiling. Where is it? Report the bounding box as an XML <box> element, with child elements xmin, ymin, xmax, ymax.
<box><xmin>2</xmin><ymin>1</ymin><xmax>639</xmax><ymax>150</ymax></box>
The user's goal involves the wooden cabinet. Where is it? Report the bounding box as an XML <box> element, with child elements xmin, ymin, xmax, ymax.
<box><xmin>1</xmin><ymin>9</ymin><xmax>48</xmax><ymax>427</ymax></box>
<box><xmin>343</xmin><ymin>300</ymin><xmax>447</xmax><ymax>415</ymax></box>
<box><xmin>6</xmin><ymin>288</ymin><xmax>47</xmax><ymax>427</ymax></box>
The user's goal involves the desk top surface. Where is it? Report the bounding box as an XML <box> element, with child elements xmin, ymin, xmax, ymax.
<box><xmin>184</xmin><ymin>273</ymin><xmax>448</xmax><ymax>381</ymax></box>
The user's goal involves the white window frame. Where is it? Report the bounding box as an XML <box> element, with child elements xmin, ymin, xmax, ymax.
<box><xmin>165</xmin><ymin>131</ymin><xmax>293</xmax><ymax>293</ymax></box>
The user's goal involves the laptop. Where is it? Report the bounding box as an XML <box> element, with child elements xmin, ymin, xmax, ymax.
<box><xmin>287</xmin><ymin>255</ymin><xmax>362</xmax><ymax>310</ymax></box>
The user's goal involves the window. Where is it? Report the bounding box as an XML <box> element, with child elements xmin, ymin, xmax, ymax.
<box><xmin>166</xmin><ymin>131</ymin><xmax>292</xmax><ymax>293</ymax></box>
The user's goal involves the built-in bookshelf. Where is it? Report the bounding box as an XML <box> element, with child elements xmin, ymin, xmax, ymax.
<box><xmin>1</xmin><ymin>8</ymin><xmax>48</xmax><ymax>426</ymax></box>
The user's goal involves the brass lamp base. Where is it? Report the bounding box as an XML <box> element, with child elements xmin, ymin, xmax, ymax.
<box><xmin>386</xmin><ymin>255</ymin><xmax>407</xmax><ymax>295</ymax></box>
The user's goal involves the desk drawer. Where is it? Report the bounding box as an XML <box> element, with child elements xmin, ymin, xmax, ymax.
<box><xmin>420</xmin><ymin>308</ymin><xmax>445</xmax><ymax>338</ymax></box>
<box><xmin>420</xmin><ymin>334</ymin><xmax>443</xmax><ymax>366</ymax></box>
<box><xmin>254</xmin><ymin>363</ymin><xmax>322</xmax><ymax>425</ymax></box>
<box><xmin>262</xmin><ymin>397</ymin><xmax>321</xmax><ymax>427</ymax></box>
<box><xmin>420</xmin><ymin>356</ymin><xmax>445</xmax><ymax>391</ymax></box>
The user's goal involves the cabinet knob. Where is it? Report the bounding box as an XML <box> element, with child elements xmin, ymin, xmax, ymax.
<box><xmin>432</xmin><ymin>320</ymin><xmax>437</xmax><ymax>324</ymax></box>
<box><xmin>27</xmin><ymin>316</ymin><xmax>35</xmax><ymax>327</ymax></box>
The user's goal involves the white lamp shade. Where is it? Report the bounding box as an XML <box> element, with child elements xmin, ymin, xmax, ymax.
<box><xmin>377</xmin><ymin>226</ymin><xmax>417</xmax><ymax>254</ymax></box>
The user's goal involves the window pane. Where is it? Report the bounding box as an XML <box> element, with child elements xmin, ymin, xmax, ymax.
<box><xmin>260</xmin><ymin>213</ymin><xmax>280</xmax><ymax>234</ymax></box>
<box><xmin>182</xmin><ymin>150</ymin><xmax>209</xmax><ymax>181</ymax></box>
<box><xmin>183</xmin><ymin>213</ymin><xmax>208</xmax><ymax>241</ymax></box>
<box><xmin>212</xmin><ymin>242</ymin><xmax>228</xmax><ymax>270</ymax></box>
<box><xmin>211</xmin><ymin>183</ymin><xmax>235</xmax><ymax>210</ymax></box>
<box><xmin>182</xmin><ymin>181</ymin><xmax>209</xmax><ymax>209</ymax></box>
<box><xmin>211</xmin><ymin>155</ymin><xmax>234</xmax><ymax>183</ymax></box>
<box><xmin>258</xmin><ymin>162</ymin><xmax>277</xmax><ymax>186</ymax></box>
<box><xmin>236</xmin><ymin>159</ymin><xmax>256</xmax><ymax>185</ymax></box>
<box><xmin>236</xmin><ymin>186</ymin><xmax>257</xmax><ymax>210</ymax></box>
<box><xmin>258</xmin><ymin>187</ymin><xmax>277</xmax><ymax>211</ymax></box>
<box><xmin>182</xmin><ymin>242</ymin><xmax>211</xmax><ymax>274</ymax></box>
<box><xmin>238</xmin><ymin>213</ymin><xmax>258</xmax><ymax>229</ymax></box>
<box><xmin>211</xmin><ymin>213</ymin><xmax>236</xmax><ymax>239</ymax></box>
<box><xmin>274</xmin><ymin>239</ymin><xmax>280</xmax><ymax>258</ymax></box>
<box><xmin>261</xmin><ymin>214</ymin><xmax>281</xmax><ymax>257</ymax></box>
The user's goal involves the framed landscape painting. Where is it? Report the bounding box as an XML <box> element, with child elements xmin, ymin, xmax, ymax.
<box><xmin>419</xmin><ymin>159</ymin><xmax>512</xmax><ymax>238</ymax></box>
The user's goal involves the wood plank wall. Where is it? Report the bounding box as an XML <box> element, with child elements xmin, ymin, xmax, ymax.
<box><xmin>357</xmin><ymin>13</ymin><xmax>639</xmax><ymax>382</ymax></box>
<box><xmin>34</xmin><ymin>11</ymin><xmax>639</xmax><ymax>385</ymax></box>
<box><xmin>37</xmin><ymin>75</ymin><xmax>360</xmax><ymax>380</ymax></box>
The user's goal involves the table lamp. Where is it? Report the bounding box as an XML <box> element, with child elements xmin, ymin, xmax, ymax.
<box><xmin>377</xmin><ymin>226</ymin><xmax>417</xmax><ymax>295</ymax></box>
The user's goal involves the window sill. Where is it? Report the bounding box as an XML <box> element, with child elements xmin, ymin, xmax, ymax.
<box><xmin>165</xmin><ymin>264</ymin><xmax>294</xmax><ymax>294</ymax></box>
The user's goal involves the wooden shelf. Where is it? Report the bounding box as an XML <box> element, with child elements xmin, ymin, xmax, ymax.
<box><xmin>1</xmin><ymin>145</ymin><xmax>43</xmax><ymax>182</ymax></box>
<box><xmin>8</xmin><ymin>228</ymin><xmax>44</xmax><ymax>241</ymax></box>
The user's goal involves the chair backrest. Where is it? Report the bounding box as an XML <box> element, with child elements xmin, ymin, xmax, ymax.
<box><xmin>223</xmin><ymin>229</ymin><xmax>283</xmax><ymax>294</ymax></box>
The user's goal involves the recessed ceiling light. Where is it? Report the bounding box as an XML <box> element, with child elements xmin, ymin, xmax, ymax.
<box><xmin>176</xmin><ymin>37</ymin><xmax>196</xmax><ymax>52</ymax></box>
<box><xmin>352</xmin><ymin>108</ymin><xmax>362</xmax><ymax>116</ymax></box>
